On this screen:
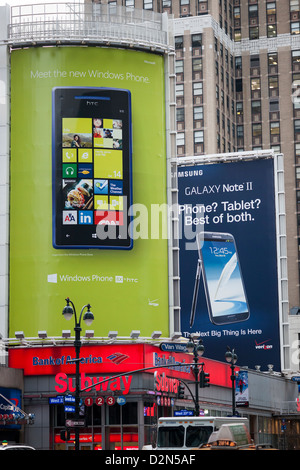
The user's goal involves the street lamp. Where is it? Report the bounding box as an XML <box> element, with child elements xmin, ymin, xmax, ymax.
<box><xmin>62</xmin><ymin>297</ymin><xmax>94</xmax><ymax>451</ymax></box>
<box><xmin>186</xmin><ymin>336</ymin><xmax>205</xmax><ymax>416</ymax></box>
<box><xmin>225</xmin><ymin>346</ymin><xmax>238</xmax><ymax>416</ymax></box>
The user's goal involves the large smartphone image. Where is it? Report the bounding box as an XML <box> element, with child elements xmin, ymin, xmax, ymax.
<box><xmin>193</xmin><ymin>231</ymin><xmax>250</xmax><ymax>326</ymax></box>
<box><xmin>52</xmin><ymin>87</ymin><xmax>132</xmax><ymax>249</ymax></box>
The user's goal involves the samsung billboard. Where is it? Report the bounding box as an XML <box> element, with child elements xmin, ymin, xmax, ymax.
<box><xmin>178</xmin><ymin>157</ymin><xmax>283</xmax><ymax>371</ymax></box>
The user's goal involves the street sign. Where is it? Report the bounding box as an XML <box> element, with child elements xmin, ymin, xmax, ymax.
<box><xmin>65</xmin><ymin>419</ymin><xmax>85</xmax><ymax>427</ymax></box>
<box><xmin>64</xmin><ymin>405</ymin><xmax>75</xmax><ymax>413</ymax></box>
<box><xmin>65</xmin><ymin>395</ymin><xmax>75</xmax><ymax>403</ymax></box>
<box><xmin>160</xmin><ymin>343</ymin><xmax>187</xmax><ymax>353</ymax></box>
<box><xmin>49</xmin><ymin>396</ymin><xmax>64</xmax><ymax>405</ymax></box>
<box><xmin>117</xmin><ymin>397</ymin><xmax>126</xmax><ymax>406</ymax></box>
<box><xmin>106</xmin><ymin>396</ymin><xmax>115</xmax><ymax>406</ymax></box>
<box><xmin>174</xmin><ymin>410</ymin><xmax>194</xmax><ymax>417</ymax></box>
<box><xmin>84</xmin><ymin>397</ymin><xmax>93</xmax><ymax>407</ymax></box>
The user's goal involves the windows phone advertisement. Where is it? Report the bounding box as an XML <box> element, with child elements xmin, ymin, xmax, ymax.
<box><xmin>10</xmin><ymin>47</ymin><xmax>169</xmax><ymax>338</ymax></box>
<box><xmin>178</xmin><ymin>158</ymin><xmax>282</xmax><ymax>370</ymax></box>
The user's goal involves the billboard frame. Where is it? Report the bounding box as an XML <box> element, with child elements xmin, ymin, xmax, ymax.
<box><xmin>173</xmin><ymin>150</ymin><xmax>290</xmax><ymax>372</ymax></box>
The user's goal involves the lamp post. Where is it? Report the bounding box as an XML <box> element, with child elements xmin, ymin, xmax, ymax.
<box><xmin>225</xmin><ymin>346</ymin><xmax>237</xmax><ymax>416</ymax></box>
<box><xmin>62</xmin><ymin>297</ymin><xmax>94</xmax><ymax>451</ymax></box>
<box><xmin>186</xmin><ymin>336</ymin><xmax>205</xmax><ymax>416</ymax></box>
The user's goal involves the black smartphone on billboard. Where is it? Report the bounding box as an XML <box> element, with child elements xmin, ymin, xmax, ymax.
<box><xmin>194</xmin><ymin>231</ymin><xmax>250</xmax><ymax>326</ymax></box>
<box><xmin>52</xmin><ymin>87</ymin><xmax>132</xmax><ymax>249</ymax></box>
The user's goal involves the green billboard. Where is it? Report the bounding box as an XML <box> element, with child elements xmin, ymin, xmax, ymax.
<box><xmin>10</xmin><ymin>46</ymin><xmax>169</xmax><ymax>337</ymax></box>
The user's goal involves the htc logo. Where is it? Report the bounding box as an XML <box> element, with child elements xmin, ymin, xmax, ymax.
<box><xmin>86</xmin><ymin>101</ymin><xmax>99</xmax><ymax>106</ymax></box>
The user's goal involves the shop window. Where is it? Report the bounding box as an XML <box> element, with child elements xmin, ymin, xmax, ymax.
<box><xmin>108</xmin><ymin>402</ymin><xmax>137</xmax><ymax>425</ymax></box>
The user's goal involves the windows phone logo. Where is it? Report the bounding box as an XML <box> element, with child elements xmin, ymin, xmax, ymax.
<box><xmin>47</xmin><ymin>274</ymin><xmax>57</xmax><ymax>283</ymax></box>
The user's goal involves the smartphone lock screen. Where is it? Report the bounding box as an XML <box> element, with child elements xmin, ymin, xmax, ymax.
<box><xmin>52</xmin><ymin>87</ymin><xmax>132</xmax><ymax>249</ymax></box>
<box><xmin>198</xmin><ymin>232</ymin><xmax>250</xmax><ymax>325</ymax></box>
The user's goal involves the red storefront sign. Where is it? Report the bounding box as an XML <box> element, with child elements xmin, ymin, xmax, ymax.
<box><xmin>8</xmin><ymin>343</ymin><xmax>234</xmax><ymax>388</ymax></box>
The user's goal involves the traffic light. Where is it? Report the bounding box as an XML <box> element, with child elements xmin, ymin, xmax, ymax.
<box><xmin>178</xmin><ymin>382</ymin><xmax>185</xmax><ymax>398</ymax></box>
<box><xmin>199</xmin><ymin>370</ymin><xmax>210</xmax><ymax>388</ymax></box>
<box><xmin>60</xmin><ymin>429</ymin><xmax>70</xmax><ymax>441</ymax></box>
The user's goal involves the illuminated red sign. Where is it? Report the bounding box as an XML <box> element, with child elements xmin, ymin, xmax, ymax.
<box><xmin>8</xmin><ymin>343</ymin><xmax>234</xmax><ymax>388</ymax></box>
<box><xmin>54</xmin><ymin>372</ymin><xmax>132</xmax><ymax>395</ymax></box>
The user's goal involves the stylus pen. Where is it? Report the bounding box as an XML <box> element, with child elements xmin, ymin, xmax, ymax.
<box><xmin>190</xmin><ymin>258</ymin><xmax>202</xmax><ymax>328</ymax></box>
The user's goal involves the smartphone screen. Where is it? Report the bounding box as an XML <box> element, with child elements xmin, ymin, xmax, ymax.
<box><xmin>52</xmin><ymin>87</ymin><xmax>132</xmax><ymax>249</ymax></box>
<box><xmin>198</xmin><ymin>232</ymin><xmax>250</xmax><ymax>325</ymax></box>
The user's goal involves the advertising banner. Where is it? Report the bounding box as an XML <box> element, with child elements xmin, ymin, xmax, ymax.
<box><xmin>9</xmin><ymin>344</ymin><xmax>233</xmax><ymax>388</ymax></box>
<box><xmin>10</xmin><ymin>47</ymin><xmax>169</xmax><ymax>338</ymax></box>
<box><xmin>178</xmin><ymin>158</ymin><xmax>281</xmax><ymax>370</ymax></box>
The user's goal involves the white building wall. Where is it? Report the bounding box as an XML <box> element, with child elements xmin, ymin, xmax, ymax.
<box><xmin>0</xmin><ymin>5</ymin><xmax>10</xmax><ymax>356</ymax></box>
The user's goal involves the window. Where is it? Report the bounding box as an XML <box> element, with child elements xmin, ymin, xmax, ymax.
<box><xmin>237</xmin><ymin>125</ymin><xmax>244</xmax><ymax>138</ymax></box>
<box><xmin>270</xmin><ymin>121</ymin><xmax>280</xmax><ymax>135</ymax></box>
<box><xmin>176</xmin><ymin>108</ymin><xmax>185</xmax><ymax>122</ymax></box>
<box><xmin>194</xmin><ymin>130</ymin><xmax>204</xmax><ymax>143</ymax></box>
<box><xmin>192</xmin><ymin>34</ymin><xmax>202</xmax><ymax>48</ymax></box>
<box><xmin>235</xmin><ymin>56</ymin><xmax>242</xmax><ymax>70</ymax></box>
<box><xmin>290</xmin><ymin>0</ymin><xmax>300</xmax><ymax>11</ymax></box>
<box><xmin>251</xmin><ymin>100</ymin><xmax>261</xmax><ymax>117</ymax></box>
<box><xmin>250</xmin><ymin>55</ymin><xmax>260</xmax><ymax>69</ymax></box>
<box><xmin>267</xmin><ymin>25</ymin><xmax>277</xmax><ymax>37</ymax></box>
<box><xmin>176</xmin><ymin>133</ymin><xmax>185</xmax><ymax>146</ymax></box>
<box><xmin>267</xmin><ymin>2</ymin><xmax>276</xmax><ymax>15</ymax></box>
<box><xmin>270</xmin><ymin>98</ymin><xmax>280</xmax><ymax>112</ymax></box>
<box><xmin>269</xmin><ymin>76</ymin><xmax>279</xmax><ymax>95</ymax></box>
<box><xmin>234</xmin><ymin>6</ymin><xmax>241</xmax><ymax>18</ymax></box>
<box><xmin>236</xmin><ymin>102</ymin><xmax>243</xmax><ymax>116</ymax></box>
<box><xmin>292</xmin><ymin>50</ymin><xmax>300</xmax><ymax>70</ymax></box>
<box><xmin>249</xmin><ymin>26</ymin><xmax>259</xmax><ymax>39</ymax></box>
<box><xmin>252</xmin><ymin>123</ymin><xmax>262</xmax><ymax>138</ymax></box>
<box><xmin>176</xmin><ymin>84</ymin><xmax>184</xmax><ymax>96</ymax></box>
<box><xmin>157</xmin><ymin>426</ymin><xmax>184</xmax><ymax>448</ymax></box>
<box><xmin>193</xmin><ymin>82</ymin><xmax>203</xmax><ymax>96</ymax></box>
<box><xmin>143</xmin><ymin>0</ymin><xmax>153</xmax><ymax>9</ymax></box>
<box><xmin>291</xmin><ymin>22</ymin><xmax>300</xmax><ymax>35</ymax></box>
<box><xmin>295</xmin><ymin>119</ymin><xmax>300</xmax><ymax>134</ymax></box>
<box><xmin>251</xmin><ymin>77</ymin><xmax>261</xmax><ymax>91</ymax></box>
<box><xmin>234</xmin><ymin>29</ymin><xmax>242</xmax><ymax>41</ymax></box>
<box><xmin>193</xmin><ymin>106</ymin><xmax>203</xmax><ymax>120</ymax></box>
<box><xmin>268</xmin><ymin>53</ymin><xmax>278</xmax><ymax>73</ymax></box>
<box><xmin>192</xmin><ymin>58</ymin><xmax>202</xmax><ymax>72</ymax></box>
<box><xmin>249</xmin><ymin>5</ymin><xmax>258</xmax><ymax>18</ymax></box>
<box><xmin>175</xmin><ymin>60</ymin><xmax>184</xmax><ymax>74</ymax></box>
<box><xmin>175</xmin><ymin>36</ymin><xmax>183</xmax><ymax>49</ymax></box>
<box><xmin>162</xmin><ymin>0</ymin><xmax>172</xmax><ymax>7</ymax></box>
